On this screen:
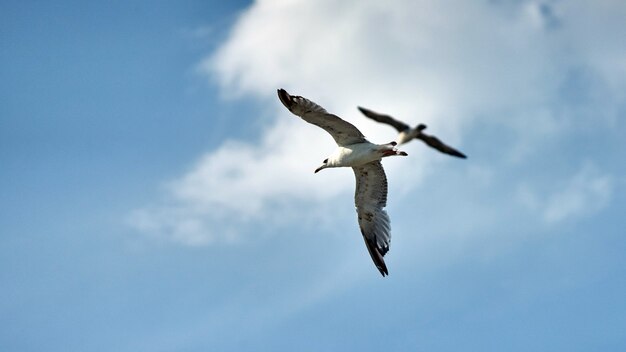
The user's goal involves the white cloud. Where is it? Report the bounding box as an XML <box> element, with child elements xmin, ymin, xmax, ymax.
<box><xmin>543</xmin><ymin>163</ymin><xmax>613</xmax><ymax>223</ymax></box>
<box><xmin>130</xmin><ymin>0</ymin><xmax>625</xmax><ymax>246</ymax></box>
<box><xmin>516</xmin><ymin>162</ymin><xmax>613</xmax><ymax>224</ymax></box>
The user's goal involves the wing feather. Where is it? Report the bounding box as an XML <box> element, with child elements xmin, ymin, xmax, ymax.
<box><xmin>278</xmin><ymin>89</ymin><xmax>368</xmax><ymax>146</ymax></box>
<box><xmin>358</xmin><ymin>106</ymin><xmax>410</xmax><ymax>133</ymax></box>
<box><xmin>417</xmin><ymin>134</ymin><xmax>467</xmax><ymax>158</ymax></box>
<box><xmin>353</xmin><ymin>161</ymin><xmax>391</xmax><ymax>276</ymax></box>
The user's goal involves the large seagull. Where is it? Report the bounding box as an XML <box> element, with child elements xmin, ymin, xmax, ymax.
<box><xmin>278</xmin><ymin>89</ymin><xmax>407</xmax><ymax>276</ymax></box>
<box><xmin>358</xmin><ymin>106</ymin><xmax>467</xmax><ymax>159</ymax></box>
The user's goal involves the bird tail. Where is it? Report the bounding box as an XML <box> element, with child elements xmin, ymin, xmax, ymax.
<box><xmin>381</xmin><ymin>142</ymin><xmax>408</xmax><ymax>157</ymax></box>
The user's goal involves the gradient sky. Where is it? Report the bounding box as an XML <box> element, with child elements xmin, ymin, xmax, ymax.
<box><xmin>2</xmin><ymin>1</ymin><xmax>626</xmax><ymax>351</ymax></box>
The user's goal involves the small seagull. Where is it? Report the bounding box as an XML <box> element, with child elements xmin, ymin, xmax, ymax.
<box><xmin>278</xmin><ymin>89</ymin><xmax>407</xmax><ymax>277</ymax></box>
<box><xmin>358</xmin><ymin>106</ymin><xmax>467</xmax><ymax>158</ymax></box>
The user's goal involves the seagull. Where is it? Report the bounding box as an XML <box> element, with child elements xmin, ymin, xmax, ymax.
<box><xmin>358</xmin><ymin>106</ymin><xmax>467</xmax><ymax>159</ymax></box>
<box><xmin>278</xmin><ymin>89</ymin><xmax>407</xmax><ymax>277</ymax></box>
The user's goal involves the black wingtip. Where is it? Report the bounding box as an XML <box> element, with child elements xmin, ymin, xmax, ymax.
<box><xmin>277</xmin><ymin>88</ymin><xmax>293</xmax><ymax>109</ymax></box>
<box><xmin>374</xmin><ymin>259</ymin><xmax>389</xmax><ymax>277</ymax></box>
<box><xmin>363</xmin><ymin>237</ymin><xmax>389</xmax><ymax>277</ymax></box>
<box><xmin>451</xmin><ymin>150</ymin><xmax>467</xmax><ymax>159</ymax></box>
<box><xmin>378</xmin><ymin>263</ymin><xmax>389</xmax><ymax>277</ymax></box>
<box><xmin>357</xmin><ymin>106</ymin><xmax>375</xmax><ymax>116</ymax></box>
<box><xmin>379</xmin><ymin>265</ymin><xmax>389</xmax><ymax>277</ymax></box>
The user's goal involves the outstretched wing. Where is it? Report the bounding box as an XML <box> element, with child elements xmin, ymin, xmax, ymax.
<box><xmin>417</xmin><ymin>133</ymin><xmax>467</xmax><ymax>158</ymax></box>
<box><xmin>353</xmin><ymin>161</ymin><xmax>391</xmax><ymax>276</ymax></box>
<box><xmin>358</xmin><ymin>106</ymin><xmax>410</xmax><ymax>133</ymax></box>
<box><xmin>278</xmin><ymin>89</ymin><xmax>368</xmax><ymax>146</ymax></box>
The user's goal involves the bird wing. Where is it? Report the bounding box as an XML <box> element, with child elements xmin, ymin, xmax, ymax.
<box><xmin>278</xmin><ymin>89</ymin><xmax>368</xmax><ymax>146</ymax></box>
<box><xmin>357</xmin><ymin>106</ymin><xmax>411</xmax><ymax>133</ymax></box>
<box><xmin>353</xmin><ymin>161</ymin><xmax>391</xmax><ymax>276</ymax></box>
<box><xmin>417</xmin><ymin>133</ymin><xmax>467</xmax><ymax>158</ymax></box>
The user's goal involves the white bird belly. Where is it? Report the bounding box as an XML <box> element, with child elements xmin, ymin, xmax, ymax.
<box><xmin>397</xmin><ymin>131</ymin><xmax>415</xmax><ymax>144</ymax></box>
<box><xmin>330</xmin><ymin>143</ymin><xmax>384</xmax><ymax>167</ymax></box>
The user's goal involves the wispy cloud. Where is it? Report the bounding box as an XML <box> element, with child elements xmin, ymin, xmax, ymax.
<box><xmin>517</xmin><ymin>162</ymin><xmax>613</xmax><ymax>224</ymax></box>
<box><xmin>130</xmin><ymin>0</ymin><xmax>624</xmax><ymax>246</ymax></box>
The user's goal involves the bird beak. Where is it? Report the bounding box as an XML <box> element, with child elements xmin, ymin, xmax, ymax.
<box><xmin>314</xmin><ymin>165</ymin><xmax>325</xmax><ymax>173</ymax></box>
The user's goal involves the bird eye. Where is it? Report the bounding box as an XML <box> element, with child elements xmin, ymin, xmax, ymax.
<box><xmin>323</xmin><ymin>159</ymin><xmax>328</xmax><ymax>163</ymax></box>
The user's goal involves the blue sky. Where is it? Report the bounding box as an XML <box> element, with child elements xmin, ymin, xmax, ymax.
<box><xmin>2</xmin><ymin>0</ymin><xmax>625</xmax><ymax>351</ymax></box>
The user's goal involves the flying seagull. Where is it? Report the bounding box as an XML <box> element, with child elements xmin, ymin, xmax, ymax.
<box><xmin>358</xmin><ymin>106</ymin><xmax>467</xmax><ymax>158</ymax></box>
<box><xmin>278</xmin><ymin>89</ymin><xmax>407</xmax><ymax>277</ymax></box>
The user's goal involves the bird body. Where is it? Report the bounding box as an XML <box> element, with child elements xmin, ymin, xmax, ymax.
<box><xmin>396</xmin><ymin>129</ymin><xmax>419</xmax><ymax>145</ymax></box>
<box><xmin>358</xmin><ymin>106</ymin><xmax>467</xmax><ymax>158</ymax></box>
<box><xmin>277</xmin><ymin>89</ymin><xmax>406</xmax><ymax>276</ymax></box>
<box><xmin>321</xmin><ymin>142</ymin><xmax>404</xmax><ymax>170</ymax></box>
